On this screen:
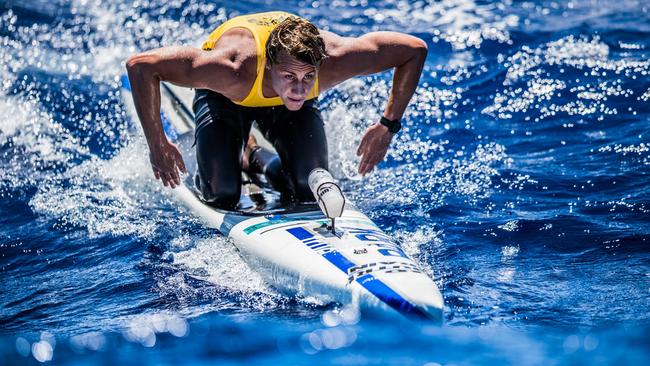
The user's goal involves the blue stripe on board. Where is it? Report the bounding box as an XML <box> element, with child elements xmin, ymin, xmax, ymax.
<box><xmin>286</xmin><ymin>227</ymin><xmax>314</xmax><ymax>240</ymax></box>
<box><xmin>355</xmin><ymin>274</ymin><xmax>429</xmax><ymax>318</ymax></box>
<box><xmin>309</xmin><ymin>243</ymin><xmax>329</xmax><ymax>250</ymax></box>
<box><xmin>287</xmin><ymin>228</ymin><xmax>430</xmax><ymax>319</ymax></box>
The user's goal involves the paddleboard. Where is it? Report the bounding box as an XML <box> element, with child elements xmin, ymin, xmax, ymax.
<box><xmin>119</xmin><ymin>75</ymin><xmax>444</xmax><ymax>321</ymax></box>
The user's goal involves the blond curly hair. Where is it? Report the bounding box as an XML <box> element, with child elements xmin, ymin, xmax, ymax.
<box><xmin>266</xmin><ymin>17</ymin><xmax>327</xmax><ymax>67</ymax></box>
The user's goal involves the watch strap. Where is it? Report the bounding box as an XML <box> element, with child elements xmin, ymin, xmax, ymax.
<box><xmin>379</xmin><ymin>116</ymin><xmax>401</xmax><ymax>133</ymax></box>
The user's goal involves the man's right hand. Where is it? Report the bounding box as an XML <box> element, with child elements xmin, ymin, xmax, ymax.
<box><xmin>149</xmin><ymin>140</ymin><xmax>187</xmax><ymax>188</ymax></box>
<box><xmin>126</xmin><ymin>46</ymin><xmax>234</xmax><ymax>189</ymax></box>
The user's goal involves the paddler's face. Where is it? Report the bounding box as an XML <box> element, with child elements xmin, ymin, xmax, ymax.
<box><xmin>268</xmin><ymin>52</ymin><xmax>318</xmax><ymax>111</ymax></box>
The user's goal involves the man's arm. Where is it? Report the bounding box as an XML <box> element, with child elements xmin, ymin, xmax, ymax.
<box><xmin>125</xmin><ymin>46</ymin><xmax>238</xmax><ymax>188</ymax></box>
<box><xmin>321</xmin><ymin>31</ymin><xmax>428</xmax><ymax>175</ymax></box>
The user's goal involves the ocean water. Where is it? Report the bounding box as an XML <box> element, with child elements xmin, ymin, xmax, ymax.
<box><xmin>1</xmin><ymin>0</ymin><xmax>649</xmax><ymax>364</ymax></box>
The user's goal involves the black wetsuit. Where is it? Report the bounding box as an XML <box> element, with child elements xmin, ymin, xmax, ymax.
<box><xmin>192</xmin><ymin>89</ymin><xmax>328</xmax><ymax>209</ymax></box>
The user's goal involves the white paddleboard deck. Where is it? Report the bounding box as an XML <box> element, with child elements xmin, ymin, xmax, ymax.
<box><xmin>119</xmin><ymin>75</ymin><xmax>444</xmax><ymax>321</ymax></box>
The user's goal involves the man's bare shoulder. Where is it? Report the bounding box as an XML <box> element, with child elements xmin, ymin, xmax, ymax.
<box><xmin>318</xmin><ymin>30</ymin><xmax>368</xmax><ymax>90</ymax></box>
<box><xmin>201</xmin><ymin>27</ymin><xmax>258</xmax><ymax>99</ymax></box>
<box><xmin>318</xmin><ymin>30</ymin><xmax>426</xmax><ymax>91</ymax></box>
<box><xmin>210</xmin><ymin>27</ymin><xmax>257</xmax><ymax>59</ymax></box>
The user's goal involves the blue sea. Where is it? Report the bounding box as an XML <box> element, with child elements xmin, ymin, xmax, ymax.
<box><xmin>1</xmin><ymin>0</ymin><xmax>649</xmax><ymax>364</ymax></box>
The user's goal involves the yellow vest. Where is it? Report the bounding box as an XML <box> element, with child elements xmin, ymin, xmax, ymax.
<box><xmin>202</xmin><ymin>11</ymin><xmax>320</xmax><ymax>107</ymax></box>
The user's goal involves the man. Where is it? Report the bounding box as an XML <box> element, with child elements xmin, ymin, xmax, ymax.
<box><xmin>126</xmin><ymin>11</ymin><xmax>427</xmax><ymax>209</ymax></box>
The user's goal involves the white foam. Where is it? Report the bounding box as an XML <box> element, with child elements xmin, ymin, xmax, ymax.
<box><xmin>501</xmin><ymin>245</ymin><xmax>520</xmax><ymax>258</ymax></box>
<box><xmin>29</xmin><ymin>139</ymin><xmax>162</xmax><ymax>238</ymax></box>
<box><xmin>341</xmin><ymin>142</ymin><xmax>509</xmax><ymax>213</ymax></box>
<box><xmin>322</xmin><ymin>77</ymin><xmax>463</xmax><ymax>179</ymax></box>
<box><xmin>598</xmin><ymin>143</ymin><xmax>649</xmax><ymax>156</ymax></box>
<box><xmin>361</xmin><ymin>0</ymin><xmax>518</xmax><ymax>50</ymax></box>
<box><xmin>170</xmin><ymin>235</ymin><xmax>272</xmax><ymax>296</ymax></box>
<box><xmin>0</xmin><ymin>96</ymin><xmax>84</xmax><ymax>160</ymax></box>
<box><xmin>484</xmin><ymin>36</ymin><xmax>648</xmax><ymax>121</ymax></box>
<box><xmin>498</xmin><ymin>220</ymin><xmax>519</xmax><ymax>232</ymax></box>
<box><xmin>396</xmin><ymin>226</ymin><xmax>444</xmax><ymax>279</ymax></box>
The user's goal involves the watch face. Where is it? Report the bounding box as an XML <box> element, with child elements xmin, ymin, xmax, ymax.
<box><xmin>390</xmin><ymin>122</ymin><xmax>401</xmax><ymax>133</ymax></box>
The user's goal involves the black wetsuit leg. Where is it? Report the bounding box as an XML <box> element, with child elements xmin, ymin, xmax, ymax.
<box><xmin>256</xmin><ymin>99</ymin><xmax>328</xmax><ymax>202</ymax></box>
<box><xmin>192</xmin><ymin>89</ymin><xmax>252</xmax><ymax>209</ymax></box>
<box><xmin>248</xmin><ymin>146</ymin><xmax>292</xmax><ymax>196</ymax></box>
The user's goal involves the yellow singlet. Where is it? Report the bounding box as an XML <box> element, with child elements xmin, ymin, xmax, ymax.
<box><xmin>202</xmin><ymin>11</ymin><xmax>320</xmax><ymax>107</ymax></box>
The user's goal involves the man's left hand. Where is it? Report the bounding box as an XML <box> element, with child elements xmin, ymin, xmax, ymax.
<box><xmin>356</xmin><ymin>122</ymin><xmax>394</xmax><ymax>175</ymax></box>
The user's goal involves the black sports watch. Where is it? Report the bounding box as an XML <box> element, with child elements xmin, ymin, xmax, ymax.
<box><xmin>379</xmin><ymin>116</ymin><xmax>402</xmax><ymax>134</ymax></box>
